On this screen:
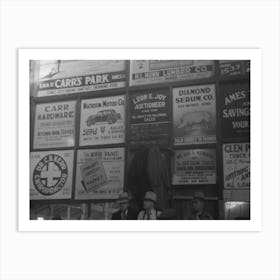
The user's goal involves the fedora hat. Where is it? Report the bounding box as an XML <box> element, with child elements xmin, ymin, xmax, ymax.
<box><xmin>117</xmin><ymin>192</ymin><xmax>129</xmax><ymax>204</ymax></box>
<box><xmin>144</xmin><ymin>191</ymin><xmax>157</xmax><ymax>203</ymax></box>
<box><xmin>192</xmin><ymin>191</ymin><xmax>206</xmax><ymax>200</ymax></box>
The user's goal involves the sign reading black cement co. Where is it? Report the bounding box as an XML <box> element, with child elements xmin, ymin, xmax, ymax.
<box><xmin>129</xmin><ymin>89</ymin><xmax>170</xmax><ymax>145</ymax></box>
<box><xmin>220</xmin><ymin>82</ymin><xmax>250</xmax><ymax>140</ymax></box>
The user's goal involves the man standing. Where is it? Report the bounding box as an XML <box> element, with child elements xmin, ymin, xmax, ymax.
<box><xmin>137</xmin><ymin>191</ymin><xmax>162</xmax><ymax>220</ymax></box>
<box><xmin>111</xmin><ymin>192</ymin><xmax>138</xmax><ymax>220</ymax></box>
<box><xmin>189</xmin><ymin>191</ymin><xmax>213</xmax><ymax>220</ymax></box>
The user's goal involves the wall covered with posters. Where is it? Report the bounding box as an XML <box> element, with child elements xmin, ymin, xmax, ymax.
<box><xmin>30</xmin><ymin>60</ymin><xmax>250</xmax><ymax>219</ymax></box>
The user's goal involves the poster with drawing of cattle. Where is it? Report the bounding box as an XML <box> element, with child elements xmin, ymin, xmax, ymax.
<box><xmin>30</xmin><ymin>150</ymin><xmax>74</xmax><ymax>200</ymax></box>
<box><xmin>79</xmin><ymin>95</ymin><xmax>125</xmax><ymax>146</ymax></box>
<box><xmin>173</xmin><ymin>84</ymin><xmax>216</xmax><ymax>145</ymax></box>
<box><xmin>223</xmin><ymin>143</ymin><xmax>250</xmax><ymax>189</ymax></box>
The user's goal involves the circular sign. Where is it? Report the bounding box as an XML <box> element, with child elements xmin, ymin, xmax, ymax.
<box><xmin>33</xmin><ymin>154</ymin><xmax>68</xmax><ymax>196</ymax></box>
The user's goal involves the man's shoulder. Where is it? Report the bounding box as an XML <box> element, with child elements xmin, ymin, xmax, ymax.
<box><xmin>111</xmin><ymin>209</ymin><xmax>121</xmax><ymax>219</ymax></box>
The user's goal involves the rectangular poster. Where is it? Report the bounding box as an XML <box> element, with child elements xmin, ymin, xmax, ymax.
<box><xmin>37</xmin><ymin>60</ymin><xmax>126</xmax><ymax>96</ymax></box>
<box><xmin>220</xmin><ymin>82</ymin><xmax>250</xmax><ymax>139</ymax></box>
<box><xmin>172</xmin><ymin>149</ymin><xmax>216</xmax><ymax>185</ymax></box>
<box><xmin>129</xmin><ymin>88</ymin><xmax>170</xmax><ymax>145</ymax></box>
<box><xmin>219</xmin><ymin>60</ymin><xmax>250</xmax><ymax>78</ymax></box>
<box><xmin>79</xmin><ymin>95</ymin><xmax>125</xmax><ymax>146</ymax></box>
<box><xmin>219</xmin><ymin>60</ymin><xmax>243</xmax><ymax>77</ymax></box>
<box><xmin>80</xmin><ymin>159</ymin><xmax>108</xmax><ymax>192</ymax></box>
<box><xmin>75</xmin><ymin>148</ymin><xmax>125</xmax><ymax>200</ymax></box>
<box><xmin>33</xmin><ymin>101</ymin><xmax>76</xmax><ymax>149</ymax></box>
<box><xmin>30</xmin><ymin>150</ymin><xmax>74</xmax><ymax>200</ymax></box>
<box><xmin>129</xmin><ymin>60</ymin><xmax>215</xmax><ymax>86</ymax></box>
<box><xmin>173</xmin><ymin>84</ymin><xmax>216</xmax><ymax>145</ymax></box>
<box><xmin>223</xmin><ymin>143</ymin><xmax>250</xmax><ymax>189</ymax></box>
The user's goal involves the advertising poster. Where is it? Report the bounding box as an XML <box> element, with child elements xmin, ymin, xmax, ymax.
<box><xmin>80</xmin><ymin>159</ymin><xmax>107</xmax><ymax>192</ymax></box>
<box><xmin>223</xmin><ymin>143</ymin><xmax>250</xmax><ymax>189</ymax></box>
<box><xmin>33</xmin><ymin>101</ymin><xmax>76</xmax><ymax>149</ymax></box>
<box><xmin>30</xmin><ymin>150</ymin><xmax>74</xmax><ymax>200</ymax></box>
<box><xmin>75</xmin><ymin>148</ymin><xmax>125</xmax><ymax>200</ymax></box>
<box><xmin>219</xmin><ymin>60</ymin><xmax>243</xmax><ymax>77</ymax></box>
<box><xmin>220</xmin><ymin>82</ymin><xmax>250</xmax><ymax>139</ymax></box>
<box><xmin>173</xmin><ymin>84</ymin><xmax>216</xmax><ymax>145</ymax></box>
<box><xmin>172</xmin><ymin>149</ymin><xmax>216</xmax><ymax>185</ymax></box>
<box><xmin>129</xmin><ymin>88</ymin><xmax>170</xmax><ymax>145</ymax></box>
<box><xmin>219</xmin><ymin>60</ymin><xmax>251</xmax><ymax>78</ymax></box>
<box><xmin>37</xmin><ymin>60</ymin><xmax>126</xmax><ymax>96</ymax></box>
<box><xmin>79</xmin><ymin>95</ymin><xmax>125</xmax><ymax>146</ymax></box>
<box><xmin>129</xmin><ymin>60</ymin><xmax>215</xmax><ymax>86</ymax></box>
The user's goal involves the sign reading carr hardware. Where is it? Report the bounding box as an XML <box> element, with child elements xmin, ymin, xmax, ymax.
<box><xmin>33</xmin><ymin>101</ymin><xmax>76</xmax><ymax>149</ymax></box>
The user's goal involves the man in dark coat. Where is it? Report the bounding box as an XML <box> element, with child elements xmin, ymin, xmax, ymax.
<box><xmin>111</xmin><ymin>192</ymin><xmax>138</xmax><ymax>220</ymax></box>
<box><xmin>189</xmin><ymin>191</ymin><xmax>213</xmax><ymax>220</ymax></box>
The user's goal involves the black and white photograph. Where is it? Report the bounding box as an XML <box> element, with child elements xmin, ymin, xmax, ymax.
<box><xmin>1</xmin><ymin>1</ymin><xmax>280</xmax><ymax>280</ymax></box>
<box><xmin>29</xmin><ymin>59</ymin><xmax>251</xmax><ymax>221</ymax></box>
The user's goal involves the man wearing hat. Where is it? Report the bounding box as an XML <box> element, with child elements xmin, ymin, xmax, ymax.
<box><xmin>189</xmin><ymin>191</ymin><xmax>213</xmax><ymax>220</ymax></box>
<box><xmin>111</xmin><ymin>192</ymin><xmax>138</xmax><ymax>220</ymax></box>
<box><xmin>137</xmin><ymin>191</ymin><xmax>162</xmax><ymax>220</ymax></box>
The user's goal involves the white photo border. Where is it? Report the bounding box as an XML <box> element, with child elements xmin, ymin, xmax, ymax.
<box><xmin>18</xmin><ymin>49</ymin><xmax>262</xmax><ymax>232</ymax></box>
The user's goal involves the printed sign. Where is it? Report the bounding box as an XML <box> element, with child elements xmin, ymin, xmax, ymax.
<box><xmin>223</xmin><ymin>143</ymin><xmax>250</xmax><ymax>189</ymax></box>
<box><xmin>129</xmin><ymin>60</ymin><xmax>215</xmax><ymax>86</ymax></box>
<box><xmin>219</xmin><ymin>61</ymin><xmax>243</xmax><ymax>77</ymax></box>
<box><xmin>173</xmin><ymin>84</ymin><xmax>216</xmax><ymax>145</ymax></box>
<box><xmin>30</xmin><ymin>150</ymin><xmax>74</xmax><ymax>200</ymax></box>
<box><xmin>75</xmin><ymin>148</ymin><xmax>125</xmax><ymax>200</ymax></box>
<box><xmin>219</xmin><ymin>60</ymin><xmax>250</xmax><ymax>78</ymax></box>
<box><xmin>80</xmin><ymin>159</ymin><xmax>107</xmax><ymax>192</ymax></box>
<box><xmin>37</xmin><ymin>60</ymin><xmax>126</xmax><ymax>96</ymax></box>
<box><xmin>79</xmin><ymin>95</ymin><xmax>125</xmax><ymax>146</ymax></box>
<box><xmin>129</xmin><ymin>88</ymin><xmax>170</xmax><ymax>145</ymax></box>
<box><xmin>220</xmin><ymin>82</ymin><xmax>250</xmax><ymax>139</ymax></box>
<box><xmin>33</xmin><ymin>101</ymin><xmax>76</xmax><ymax>149</ymax></box>
<box><xmin>172</xmin><ymin>149</ymin><xmax>216</xmax><ymax>185</ymax></box>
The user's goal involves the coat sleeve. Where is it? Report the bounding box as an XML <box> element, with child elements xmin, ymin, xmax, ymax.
<box><xmin>137</xmin><ymin>211</ymin><xmax>144</xmax><ymax>220</ymax></box>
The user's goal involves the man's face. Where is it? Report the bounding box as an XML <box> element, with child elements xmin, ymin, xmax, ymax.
<box><xmin>143</xmin><ymin>200</ymin><xmax>154</xmax><ymax>210</ymax></box>
<box><xmin>191</xmin><ymin>199</ymin><xmax>204</xmax><ymax>213</ymax></box>
<box><xmin>119</xmin><ymin>202</ymin><xmax>129</xmax><ymax>211</ymax></box>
